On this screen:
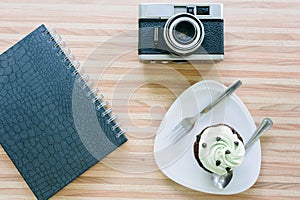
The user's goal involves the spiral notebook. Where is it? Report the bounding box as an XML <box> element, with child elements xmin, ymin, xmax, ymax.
<box><xmin>0</xmin><ymin>24</ymin><xmax>127</xmax><ymax>200</ymax></box>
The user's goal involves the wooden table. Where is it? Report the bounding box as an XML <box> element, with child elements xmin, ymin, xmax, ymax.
<box><xmin>1</xmin><ymin>0</ymin><xmax>300</xmax><ymax>199</ymax></box>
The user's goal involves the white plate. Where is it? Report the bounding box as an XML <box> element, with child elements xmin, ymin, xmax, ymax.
<box><xmin>154</xmin><ymin>80</ymin><xmax>261</xmax><ymax>194</ymax></box>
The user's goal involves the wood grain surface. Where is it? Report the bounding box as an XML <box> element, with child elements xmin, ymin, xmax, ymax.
<box><xmin>1</xmin><ymin>0</ymin><xmax>300</xmax><ymax>199</ymax></box>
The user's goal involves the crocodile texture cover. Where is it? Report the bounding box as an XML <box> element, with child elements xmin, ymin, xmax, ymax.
<box><xmin>0</xmin><ymin>24</ymin><xmax>127</xmax><ymax>200</ymax></box>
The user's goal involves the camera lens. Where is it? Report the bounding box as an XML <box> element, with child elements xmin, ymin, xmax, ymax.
<box><xmin>173</xmin><ymin>20</ymin><xmax>196</xmax><ymax>44</ymax></box>
<box><xmin>163</xmin><ymin>13</ymin><xmax>204</xmax><ymax>56</ymax></box>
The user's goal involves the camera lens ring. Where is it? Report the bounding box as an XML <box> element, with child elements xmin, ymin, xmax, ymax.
<box><xmin>163</xmin><ymin>13</ymin><xmax>204</xmax><ymax>55</ymax></box>
<box><xmin>168</xmin><ymin>17</ymin><xmax>201</xmax><ymax>49</ymax></box>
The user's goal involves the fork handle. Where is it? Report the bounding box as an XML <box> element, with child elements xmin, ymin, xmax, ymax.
<box><xmin>199</xmin><ymin>80</ymin><xmax>242</xmax><ymax>114</ymax></box>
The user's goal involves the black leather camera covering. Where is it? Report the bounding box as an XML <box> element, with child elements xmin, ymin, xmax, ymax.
<box><xmin>138</xmin><ymin>19</ymin><xmax>224</xmax><ymax>55</ymax></box>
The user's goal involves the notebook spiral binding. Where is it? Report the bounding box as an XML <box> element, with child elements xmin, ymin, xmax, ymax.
<box><xmin>41</xmin><ymin>28</ymin><xmax>125</xmax><ymax>138</ymax></box>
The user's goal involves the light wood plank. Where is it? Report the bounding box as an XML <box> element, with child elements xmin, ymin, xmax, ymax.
<box><xmin>0</xmin><ymin>0</ymin><xmax>300</xmax><ymax>199</ymax></box>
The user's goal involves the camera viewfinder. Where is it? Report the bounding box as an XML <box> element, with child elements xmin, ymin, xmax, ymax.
<box><xmin>196</xmin><ymin>6</ymin><xmax>210</xmax><ymax>15</ymax></box>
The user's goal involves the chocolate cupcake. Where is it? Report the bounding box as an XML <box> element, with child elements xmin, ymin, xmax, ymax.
<box><xmin>193</xmin><ymin>124</ymin><xmax>245</xmax><ymax>175</ymax></box>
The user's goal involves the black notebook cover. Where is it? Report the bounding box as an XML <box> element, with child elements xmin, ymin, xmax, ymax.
<box><xmin>0</xmin><ymin>24</ymin><xmax>127</xmax><ymax>200</ymax></box>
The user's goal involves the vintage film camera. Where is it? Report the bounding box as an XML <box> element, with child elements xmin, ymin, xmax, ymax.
<box><xmin>138</xmin><ymin>3</ymin><xmax>224</xmax><ymax>62</ymax></box>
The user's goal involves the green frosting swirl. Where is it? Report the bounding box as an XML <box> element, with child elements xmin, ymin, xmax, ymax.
<box><xmin>198</xmin><ymin>125</ymin><xmax>245</xmax><ymax>175</ymax></box>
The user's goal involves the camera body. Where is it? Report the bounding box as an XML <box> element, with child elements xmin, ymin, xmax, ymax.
<box><xmin>138</xmin><ymin>3</ymin><xmax>224</xmax><ymax>62</ymax></box>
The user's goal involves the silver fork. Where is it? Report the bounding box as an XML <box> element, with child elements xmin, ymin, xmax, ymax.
<box><xmin>167</xmin><ymin>80</ymin><xmax>243</xmax><ymax>143</ymax></box>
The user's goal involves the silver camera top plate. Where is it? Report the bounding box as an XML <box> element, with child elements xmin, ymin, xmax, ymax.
<box><xmin>139</xmin><ymin>3</ymin><xmax>223</xmax><ymax>20</ymax></box>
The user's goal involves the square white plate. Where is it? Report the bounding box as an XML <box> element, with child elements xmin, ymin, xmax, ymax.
<box><xmin>154</xmin><ymin>80</ymin><xmax>261</xmax><ymax>194</ymax></box>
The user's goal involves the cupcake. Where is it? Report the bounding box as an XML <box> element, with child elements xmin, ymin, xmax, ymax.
<box><xmin>193</xmin><ymin>124</ymin><xmax>245</xmax><ymax>175</ymax></box>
